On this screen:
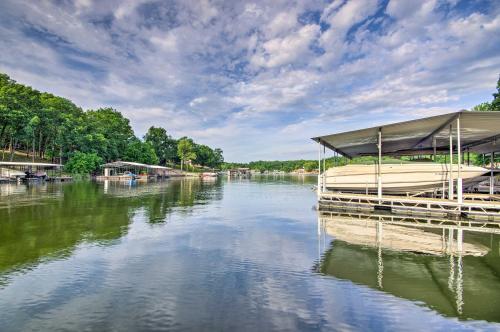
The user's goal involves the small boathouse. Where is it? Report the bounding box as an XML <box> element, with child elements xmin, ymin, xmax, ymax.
<box><xmin>312</xmin><ymin>111</ymin><xmax>500</xmax><ymax>220</ymax></box>
<box><xmin>97</xmin><ymin>161</ymin><xmax>182</xmax><ymax>181</ymax></box>
<box><xmin>0</xmin><ymin>161</ymin><xmax>67</xmax><ymax>182</ymax></box>
<box><xmin>227</xmin><ymin>168</ymin><xmax>251</xmax><ymax>178</ymax></box>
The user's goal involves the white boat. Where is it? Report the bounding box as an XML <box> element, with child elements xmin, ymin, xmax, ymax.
<box><xmin>201</xmin><ymin>172</ymin><xmax>218</xmax><ymax>178</ymax></box>
<box><xmin>323</xmin><ymin>163</ymin><xmax>488</xmax><ymax>193</ymax></box>
<box><xmin>0</xmin><ymin>167</ymin><xmax>26</xmax><ymax>179</ymax></box>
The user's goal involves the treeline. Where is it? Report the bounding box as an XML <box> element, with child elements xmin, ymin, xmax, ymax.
<box><xmin>0</xmin><ymin>73</ymin><xmax>223</xmax><ymax>174</ymax></box>
<box><xmin>222</xmin><ymin>156</ymin><xmax>405</xmax><ymax>173</ymax></box>
<box><xmin>222</xmin><ymin>160</ymin><xmax>320</xmax><ymax>172</ymax></box>
<box><xmin>223</xmin><ymin>155</ymin><xmax>495</xmax><ymax>174</ymax></box>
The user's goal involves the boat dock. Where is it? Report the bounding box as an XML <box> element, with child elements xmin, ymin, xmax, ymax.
<box><xmin>96</xmin><ymin>161</ymin><xmax>183</xmax><ymax>182</ymax></box>
<box><xmin>227</xmin><ymin>168</ymin><xmax>251</xmax><ymax>178</ymax></box>
<box><xmin>313</xmin><ymin>111</ymin><xmax>500</xmax><ymax>220</ymax></box>
<box><xmin>0</xmin><ymin>161</ymin><xmax>68</xmax><ymax>183</ymax></box>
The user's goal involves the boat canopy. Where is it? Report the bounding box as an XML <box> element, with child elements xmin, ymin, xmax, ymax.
<box><xmin>101</xmin><ymin>161</ymin><xmax>172</xmax><ymax>170</ymax></box>
<box><xmin>0</xmin><ymin>161</ymin><xmax>62</xmax><ymax>168</ymax></box>
<box><xmin>312</xmin><ymin>111</ymin><xmax>500</xmax><ymax>158</ymax></box>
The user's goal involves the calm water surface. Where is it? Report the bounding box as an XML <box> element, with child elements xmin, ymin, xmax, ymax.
<box><xmin>0</xmin><ymin>177</ymin><xmax>499</xmax><ymax>331</ymax></box>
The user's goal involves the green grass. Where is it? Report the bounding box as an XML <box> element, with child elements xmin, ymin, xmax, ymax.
<box><xmin>0</xmin><ymin>149</ymin><xmax>52</xmax><ymax>163</ymax></box>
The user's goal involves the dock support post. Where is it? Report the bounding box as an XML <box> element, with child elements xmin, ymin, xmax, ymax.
<box><xmin>432</xmin><ymin>137</ymin><xmax>437</xmax><ymax>161</ymax></box>
<box><xmin>490</xmin><ymin>151</ymin><xmax>495</xmax><ymax>195</ymax></box>
<box><xmin>322</xmin><ymin>145</ymin><xmax>326</xmax><ymax>192</ymax></box>
<box><xmin>317</xmin><ymin>141</ymin><xmax>321</xmax><ymax>196</ymax></box>
<box><xmin>377</xmin><ymin>128</ymin><xmax>382</xmax><ymax>199</ymax></box>
<box><xmin>457</xmin><ymin>116</ymin><xmax>462</xmax><ymax>204</ymax></box>
<box><xmin>449</xmin><ymin>124</ymin><xmax>454</xmax><ymax>200</ymax></box>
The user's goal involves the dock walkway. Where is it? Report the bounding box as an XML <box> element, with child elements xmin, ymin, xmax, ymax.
<box><xmin>319</xmin><ymin>192</ymin><xmax>500</xmax><ymax>220</ymax></box>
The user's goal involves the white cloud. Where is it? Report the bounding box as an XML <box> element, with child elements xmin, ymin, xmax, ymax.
<box><xmin>266</xmin><ymin>11</ymin><xmax>298</xmax><ymax>38</ymax></box>
<box><xmin>0</xmin><ymin>0</ymin><xmax>499</xmax><ymax>161</ymax></box>
<box><xmin>189</xmin><ymin>97</ymin><xmax>208</xmax><ymax>107</ymax></box>
<box><xmin>251</xmin><ymin>24</ymin><xmax>320</xmax><ymax>68</ymax></box>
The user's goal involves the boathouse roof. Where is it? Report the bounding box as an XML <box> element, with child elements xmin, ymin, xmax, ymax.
<box><xmin>312</xmin><ymin>111</ymin><xmax>500</xmax><ymax>158</ymax></box>
<box><xmin>101</xmin><ymin>161</ymin><xmax>172</xmax><ymax>170</ymax></box>
<box><xmin>0</xmin><ymin>161</ymin><xmax>62</xmax><ymax>168</ymax></box>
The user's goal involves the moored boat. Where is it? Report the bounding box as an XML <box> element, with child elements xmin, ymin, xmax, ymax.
<box><xmin>0</xmin><ymin>168</ymin><xmax>26</xmax><ymax>180</ymax></box>
<box><xmin>324</xmin><ymin>163</ymin><xmax>488</xmax><ymax>193</ymax></box>
<box><xmin>201</xmin><ymin>172</ymin><xmax>218</xmax><ymax>179</ymax></box>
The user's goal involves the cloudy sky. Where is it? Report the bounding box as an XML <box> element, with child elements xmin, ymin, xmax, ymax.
<box><xmin>0</xmin><ymin>0</ymin><xmax>499</xmax><ymax>161</ymax></box>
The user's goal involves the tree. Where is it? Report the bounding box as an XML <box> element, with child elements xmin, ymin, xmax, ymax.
<box><xmin>492</xmin><ymin>75</ymin><xmax>500</xmax><ymax>111</ymax></box>
<box><xmin>471</xmin><ymin>75</ymin><xmax>500</xmax><ymax>112</ymax></box>
<box><xmin>124</xmin><ymin>138</ymin><xmax>159</xmax><ymax>165</ymax></box>
<box><xmin>213</xmin><ymin>148</ymin><xmax>224</xmax><ymax>167</ymax></box>
<box><xmin>177</xmin><ymin>138</ymin><xmax>196</xmax><ymax>171</ymax></box>
<box><xmin>65</xmin><ymin>151</ymin><xmax>103</xmax><ymax>175</ymax></box>
<box><xmin>304</xmin><ymin>161</ymin><xmax>317</xmax><ymax>172</ymax></box>
<box><xmin>82</xmin><ymin>108</ymin><xmax>135</xmax><ymax>161</ymax></box>
<box><xmin>144</xmin><ymin>126</ymin><xmax>177</xmax><ymax>165</ymax></box>
<box><xmin>471</xmin><ymin>102</ymin><xmax>492</xmax><ymax>112</ymax></box>
<box><xmin>0</xmin><ymin>72</ymin><xmax>223</xmax><ymax>168</ymax></box>
<box><xmin>39</xmin><ymin>93</ymin><xmax>83</xmax><ymax>161</ymax></box>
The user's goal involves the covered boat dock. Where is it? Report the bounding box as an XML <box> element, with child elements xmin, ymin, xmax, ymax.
<box><xmin>97</xmin><ymin>161</ymin><xmax>182</xmax><ymax>181</ymax></box>
<box><xmin>0</xmin><ymin>161</ymin><xmax>66</xmax><ymax>182</ymax></box>
<box><xmin>312</xmin><ymin>111</ymin><xmax>500</xmax><ymax>219</ymax></box>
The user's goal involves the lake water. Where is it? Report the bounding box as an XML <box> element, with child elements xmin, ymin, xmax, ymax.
<box><xmin>0</xmin><ymin>177</ymin><xmax>499</xmax><ymax>331</ymax></box>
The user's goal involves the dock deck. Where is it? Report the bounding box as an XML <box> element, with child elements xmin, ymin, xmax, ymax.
<box><xmin>319</xmin><ymin>192</ymin><xmax>500</xmax><ymax>220</ymax></box>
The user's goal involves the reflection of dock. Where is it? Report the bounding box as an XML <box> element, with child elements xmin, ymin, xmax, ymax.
<box><xmin>320</xmin><ymin>210</ymin><xmax>500</xmax><ymax>236</ymax></box>
<box><xmin>319</xmin><ymin>211</ymin><xmax>491</xmax><ymax>256</ymax></box>
<box><xmin>317</xmin><ymin>210</ymin><xmax>500</xmax><ymax>322</ymax></box>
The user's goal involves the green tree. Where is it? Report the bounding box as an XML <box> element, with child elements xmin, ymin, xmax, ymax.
<box><xmin>65</xmin><ymin>151</ymin><xmax>103</xmax><ymax>175</ymax></box>
<box><xmin>471</xmin><ymin>102</ymin><xmax>492</xmax><ymax>112</ymax></box>
<box><xmin>124</xmin><ymin>138</ymin><xmax>159</xmax><ymax>165</ymax></box>
<box><xmin>0</xmin><ymin>72</ymin><xmax>223</xmax><ymax>169</ymax></box>
<box><xmin>492</xmin><ymin>75</ymin><xmax>500</xmax><ymax>111</ymax></box>
<box><xmin>144</xmin><ymin>126</ymin><xmax>177</xmax><ymax>165</ymax></box>
<box><xmin>39</xmin><ymin>93</ymin><xmax>83</xmax><ymax>162</ymax></box>
<box><xmin>213</xmin><ymin>148</ymin><xmax>224</xmax><ymax>167</ymax></box>
<box><xmin>81</xmin><ymin>108</ymin><xmax>134</xmax><ymax>161</ymax></box>
<box><xmin>177</xmin><ymin>137</ymin><xmax>196</xmax><ymax>171</ymax></box>
<box><xmin>471</xmin><ymin>75</ymin><xmax>500</xmax><ymax>112</ymax></box>
<box><xmin>304</xmin><ymin>161</ymin><xmax>317</xmax><ymax>172</ymax></box>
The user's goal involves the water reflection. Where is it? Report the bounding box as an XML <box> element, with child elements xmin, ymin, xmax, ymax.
<box><xmin>0</xmin><ymin>179</ymin><xmax>222</xmax><ymax>280</ymax></box>
<box><xmin>317</xmin><ymin>210</ymin><xmax>500</xmax><ymax>322</ymax></box>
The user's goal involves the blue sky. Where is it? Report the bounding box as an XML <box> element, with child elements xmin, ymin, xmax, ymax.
<box><xmin>0</xmin><ymin>0</ymin><xmax>499</xmax><ymax>162</ymax></box>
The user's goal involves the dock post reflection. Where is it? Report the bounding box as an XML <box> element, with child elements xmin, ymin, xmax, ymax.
<box><xmin>377</xmin><ymin>220</ymin><xmax>383</xmax><ymax>289</ymax></box>
<box><xmin>456</xmin><ymin>254</ymin><xmax>464</xmax><ymax>314</ymax></box>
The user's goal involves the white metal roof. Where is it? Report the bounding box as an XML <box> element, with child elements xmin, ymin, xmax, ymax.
<box><xmin>101</xmin><ymin>161</ymin><xmax>172</xmax><ymax>170</ymax></box>
<box><xmin>0</xmin><ymin>161</ymin><xmax>62</xmax><ymax>168</ymax></box>
<box><xmin>312</xmin><ymin>111</ymin><xmax>500</xmax><ymax>158</ymax></box>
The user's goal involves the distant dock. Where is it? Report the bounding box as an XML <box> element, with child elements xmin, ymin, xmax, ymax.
<box><xmin>0</xmin><ymin>161</ymin><xmax>71</xmax><ymax>183</ymax></box>
<box><xmin>96</xmin><ymin>161</ymin><xmax>184</xmax><ymax>182</ymax></box>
